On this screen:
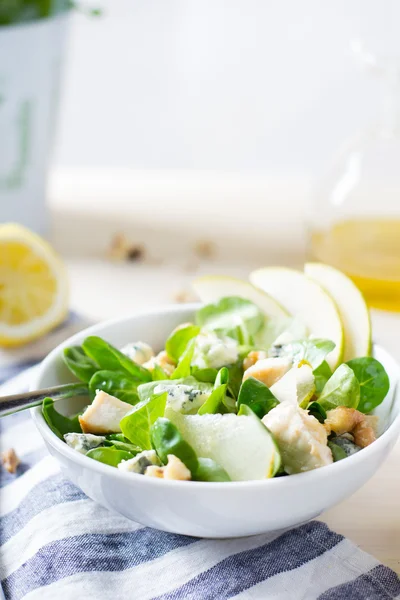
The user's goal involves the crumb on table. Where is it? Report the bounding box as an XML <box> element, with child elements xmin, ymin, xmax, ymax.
<box><xmin>1</xmin><ymin>448</ymin><xmax>20</xmax><ymax>474</ymax></box>
<box><xmin>107</xmin><ymin>233</ymin><xmax>145</xmax><ymax>262</ymax></box>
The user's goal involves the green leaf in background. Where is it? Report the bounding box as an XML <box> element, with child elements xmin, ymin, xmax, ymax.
<box><xmin>170</xmin><ymin>339</ymin><xmax>196</xmax><ymax>380</ymax></box>
<box><xmin>86</xmin><ymin>447</ymin><xmax>134</xmax><ymax>467</ymax></box>
<box><xmin>150</xmin><ymin>417</ymin><xmax>198</xmax><ymax>474</ymax></box>
<box><xmin>195</xmin><ymin>297</ymin><xmax>264</xmax><ymax>338</ymax></box>
<box><xmin>120</xmin><ymin>392</ymin><xmax>168</xmax><ymax>450</ymax></box>
<box><xmin>307</xmin><ymin>401</ymin><xmax>327</xmax><ymax>424</ymax></box>
<box><xmin>198</xmin><ymin>367</ymin><xmax>229</xmax><ymax>415</ymax></box>
<box><xmin>346</xmin><ymin>357</ymin><xmax>390</xmax><ymax>414</ymax></box>
<box><xmin>166</xmin><ymin>324</ymin><xmax>200</xmax><ymax>362</ymax></box>
<box><xmin>82</xmin><ymin>336</ymin><xmax>152</xmax><ymax>382</ymax></box>
<box><xmin>327</xmin><ymin>440</ymin><xmax>347</xmax><ymax>462</ymax></box>
<box><xmin>194</xmin><ymin>457</ymin><xmax>231</xmax><ymax>482</ymax></box>
<box><xmin>88</xmin><ymin>370</ymin><xmax>139</xmax><ymax>405</ymax></box>
<box><xmin>63</xmin><ymin>346</ymin><xmax>99</xmax><ymax>383</ymax></box>
<box><xmin>318</xmin><ymin>364</ymin><xmax>360</xmax><ymax>411</ymax></box>
<box><xmin>313</xmin><ymin>360</ymin><xmax>333</xmax><ymax>395</ymax></box>
<box><xmin>42</xmin><ymin>397</ymin><xmax>82</xmax><ymax>439</ymax></box>
<box><xmin>237</xmin><ymin>377</ymin><xmax>279</xmax><ymax>419</ymax></box>
<box><xmin>290</xmin><ymin>339</ymin><xmax>336</xmax><ymax>370</ymax></box>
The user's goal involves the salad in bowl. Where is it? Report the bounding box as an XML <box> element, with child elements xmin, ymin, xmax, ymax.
<box><xmin>42</xmin><ymin>264</ymin><xmax>391</xmax><ymax>484</ymax></box>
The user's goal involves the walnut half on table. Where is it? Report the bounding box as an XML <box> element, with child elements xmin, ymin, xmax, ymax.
<box><xmin>1</xmin><ymin>448</ymin><xmax>20</xmax><ymax>474</ymax></box>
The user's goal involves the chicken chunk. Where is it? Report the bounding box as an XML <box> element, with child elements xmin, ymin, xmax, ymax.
<box><xmin>143</xmin><ymin>351</ymin><xmax>176</xmax><ymax>377</ymax></box>
<box><xmin>243</xmin><ymin>357</ymin><xmax>292</xmax><ymax>388</ymax></box>
<box><xmin>120</xmin><ymin>341</ymin><xmax>154</xmax><ymax>365</ymax></box>
<box><xmin>262</xmin><ymin>402</ymin><xmax>333</xmax><ymax>474</ymax></box>
<box><xmin>79</xmin><ymin>390</ymin><xmax>133</xmax><ymax>434</ymax></box>
<box><xmin>145</xmin><ymin>454</ymin><xmax>191</xmax><ymax>480</ymax></box>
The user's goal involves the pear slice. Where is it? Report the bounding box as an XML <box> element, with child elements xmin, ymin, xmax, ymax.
<box><xmin>168</xmin><ymin>408</ymin><xmax>281</xmax><ymax>481</ymax></box>
<box><xmin>192</xmin><ymin>275</ymin><xmax>289</xmax><ymax>320</ymax></box>
<box><xmin>270</xmin><ymin>364</ymin><xmax>315</xmax><ymax>408</ymax></box>
<box><xmin>304</xmin><ymin>263</ymin><xmax>371</xmax><ymax>361</ymax></box>
<box><xmin>249</xmin><ymin>267</ymin><xmax>344</xmax><ymax>370</ymax></box>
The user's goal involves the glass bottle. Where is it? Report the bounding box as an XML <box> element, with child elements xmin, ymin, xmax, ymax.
<box><xmin>308</xmin><ymin>42</ymin><xmax>400</xmax><ymax>311</ymax></box>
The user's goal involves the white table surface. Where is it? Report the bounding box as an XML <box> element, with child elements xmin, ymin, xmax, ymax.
<box><xmin>64</xmin><ymin>256</ymin><xmax>400</xmax><ymax>573</ymax></box>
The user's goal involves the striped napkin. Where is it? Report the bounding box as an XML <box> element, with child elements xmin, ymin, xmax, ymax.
<box><xmin>1</xmin><ymin>316</ymin><xmax>400</xmax><ymax>600</ymax></box>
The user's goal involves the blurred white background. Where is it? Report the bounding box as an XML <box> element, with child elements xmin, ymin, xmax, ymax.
<box><xmin>54</xmin><ymin>0</ymin><xmax>400</xmax><ymax>176</ymax></box>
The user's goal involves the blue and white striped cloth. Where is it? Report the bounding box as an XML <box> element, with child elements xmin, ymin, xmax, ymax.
<box><xmin>1</xmin><ymin>316</ymin><xmax>400</xmax><ymax>600</ymax></box>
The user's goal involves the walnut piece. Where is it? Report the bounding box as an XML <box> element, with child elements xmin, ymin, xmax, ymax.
<box><xmin>1</xmin><ymin>448</ymin><xmax>20</xmax><ymax>474</ymax></box>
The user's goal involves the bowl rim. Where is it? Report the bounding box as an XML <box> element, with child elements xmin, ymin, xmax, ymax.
<box><xmin>31</xmin><ymin>303</ymin><xmax>400</xmax><ymax>490</ymax></box>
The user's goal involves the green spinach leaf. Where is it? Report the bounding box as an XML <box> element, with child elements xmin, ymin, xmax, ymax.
<box><xmin>120</xmin><ymin>392</ymin><xmax>168</xmax><ymax>450</ymax></box>
<box><xmin>42</xmin><ymin>397</ymin><xmax>82</xmax><ymax>439</ymax></box>
<box><xmin>226</xmin><ymin>361</ymin><xmax>244</xmax><ymax>400</ymax></box>
<box><xmin>327</xmin><ymin>440</ymin><xmax>347</xmax><ymax>462</ymax></box>
<box><xmin>290</xmin><ymin>339</ymin><xmax>335</xmax><ymax>370</ymax></box>
<box><xmin>82</xmin><ymin>336</ymin><xmax>152</xmax><ymax>382</ymax></box>
<box><xmin>237</xmin><ymin>376</ymin><xmax>278</xmax><ymax>418</ymax></box>
<box><xmin>318</xmin><ymin>364</ymin><xmax>360</xmax><ymax>411</ymax></box>
<box><xmin>166</xmin><ymin>324</ymin><xmax>200</xmax><ymax>361</ymax></box>
<box><xmin>86</xmin><ymin>447</ymin><xmax>134</xmax><ymax>466</ymax></box>
<box><xmin>170</xmin><ymin>339</ymin><xmax>196</xmax><ymax>380</ymax></box>
<box><xmin>194</xmin><ymin>457</ymin><xmax>231</xmax><ymax>482</ymax></box>
<box><xmin>346</xmin><ymin>357</ymin><xmax>390</xmax><ymax>413</ymax></box>
<box><xmin>313</xmin><ymin>360</ymin><xmax>332</xmax><ymax>395</ymax></box>
<box><xmin>152</xmin><ymin>364</ymin><xmax>169</xmax><ymax>381</ymax></box>
<box><xmin>195</xmin><ymin>296</ymin><xmax>264</xmax><ymax>337</ymax></box>
<box><xmin>104</xmin><ymin>434</ymin><xmax>141</xmax><ymax>455</ymax></box>
<box><xmin>63</xmin><ymin>346</ymin><xmax>99</xmax><ymax>383</ymax></box>
<box><xmin>88</xmin><ymin>370</ymin><xmax>140</xmax><ymax>405</ymax></box>
<box><xmin>151</xmin><ymin>417</ymin><xmax>198</xmax><ymax>474</ymax></box>
<box><xmin>198</xmin><ymin>367</ymin><xmax>229</xmax><ymax>415</ymax></box>
<box><xmin>191</xmin><ymin>367</ymin><xmax>218</xmax><ymax>384</ymax></box>
<box><xmin>307</xmin><ymin>401</ymin><xmax>327</xmax><ymax>424</ymax></box>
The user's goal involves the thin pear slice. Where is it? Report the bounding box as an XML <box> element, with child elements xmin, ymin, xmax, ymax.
<box><xmin>192</xmin><ymin>275</ymin><xmax>289</xmax><ymax>320</ymax></box>
<box><xmin>168</xmin><ymin>409</ymin><xmax>281</xmax><ymax>481</ymax></box>
<box><xmin>249</xmin><ymin>267</ymin><xmax>344</xmax><ymax>370</ymax></box>
<box><xmin>305</xmin><ymin>263</ymin><xmax>371</xmax><ymax>361</ymax></box>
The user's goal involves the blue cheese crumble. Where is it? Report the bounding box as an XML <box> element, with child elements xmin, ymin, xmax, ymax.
<box><xmin>154</xmin><ymin>383</ymin><xmax>209</xmax><ymax>414</ymax></box>
<box><xmin>192</xmin><ymin>331</ymin><xmax>239</xmax><ymax>370</ymax></box>
<box><xmin>120</xmin><ymin>341</ymin><xmax>154</xmax><ymax>365</ymax></box>
<box><xmin>118</xmin><ymin>450</ymin><xmax>161</xmax><ymax>474</ymax></box>
<box><xmin>64</xmin><ymin>433</ymin><xmax>106</xmax><ymax>455</ymax></box>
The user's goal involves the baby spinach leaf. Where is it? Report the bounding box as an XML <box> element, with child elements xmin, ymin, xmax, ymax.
<box><xmin>171</xmin><ymin>339</ymin><xmax>196</xmax><ymax>380</ymax></box>
<box><xmin>307</xmin><ymin>401</ymin><xmax>327</xmax><ymax>424</ymax></box>
<box><xmin>88</xmin><ymin>370</ymin><xmax>140</xmax><ymax>405</ymax></box>
<box><xmin>120</xmin><ymin>392</ymin><xmax>168</xmax><ymax>450</ymax></box>
<box><xmin>346</xmin><ymin>357</ymin><xmax>390</xmax><ymax>413</ymax></box>
<box><xmin>313</xmin><ymin>361</ymin><xmax>332</xmax><ymax>395</ymax></box>
<box><xmin>194</xmin><ymin>457</ymin><xmax>231</xmax><ymax>482</ymax></box>
<box><xmin>82</xmin><ymin>336</ymin><xmax>152</xmax><ymax>382</ymax></box>
<box><xmin>195</xmin><ymin>296</ymin><xmax>264</xmax><ymax>337</ymax></box>
<box><xmin>198</xmin><ymin>367</ymin><xmax>229</xmax><ymax>415</ymax></box>
<box><xmin>152</xmin><ymin>364</ymin><xmax>169</xmax><ymax>381</ymax></box>
<box><xmin>42</xmin><ymin>397</ymin><xmax>82</xmax><ymax>439</ymax></box>
<box><xmin>226</xmin><ymin>361</ymin><xmax>244</xmax><ymax>400</ymax></box>
<box><xmin>318</xmin><ymin>364</ymin><xmax>360</xmax><ymax>411</ymax></box>
<box><xmin>327</xmin><ymin>441</ymin><xmax>347</xmax><ymax>462</ymax></box>
<box><xmin>86</xmin><ymin>447</ymin><xmax>134</xmax><ymax>466</ymax></box>
<box><xmin>237</xmin><ymin>377</ymin><xmax>279</xmax><ymax>419</ymax></box>
<box><xmin>151</xmin><ymin>417</ymin><xmax>198</xmax><ymax>474</ymax></box>
<box><xmin>290</xmin><ymin>339</ymin><xmax>335</xmax><ymax>370</ymax></box>
<box><xmin>63</xmin><ymin>346</ymin><xmax>99</xmax><ymax>383</ymax></box>
<box><xmin>191</xmin><ymin>367</ymin><xmax>218</xmax><ymax>384</ymax></box>
<box><xmin>166</xmin><ymin>324</ymin><xmax>200</xmax><ymax>361</ymax></box>
<box><xmin>104</xmin><ymin>434</ymin><xmax>141</xmax><ymax>455</ymax></box>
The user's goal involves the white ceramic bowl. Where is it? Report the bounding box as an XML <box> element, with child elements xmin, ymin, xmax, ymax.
<box><xmin>31</xmin><ymin>304</ymin><xmax>400</xmax><ymax>538</ymax></box>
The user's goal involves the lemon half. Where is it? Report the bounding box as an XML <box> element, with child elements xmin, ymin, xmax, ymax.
<box><xmin>0</xmin><ymin>223</ymin><xmax>69</xmax><ymax>347</ymax></box>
